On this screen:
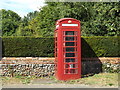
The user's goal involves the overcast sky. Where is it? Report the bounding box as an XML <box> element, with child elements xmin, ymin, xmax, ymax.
<box><xmin>0</xmin><ymin>0</ymin><xmax>46</xmax><ymax>17</ymax></box>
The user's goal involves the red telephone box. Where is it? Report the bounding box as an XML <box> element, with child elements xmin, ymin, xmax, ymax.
<box><xmin>54</xmin><ymin>18</ymin><xmax>81</xmax><ymax>80</ymax></box>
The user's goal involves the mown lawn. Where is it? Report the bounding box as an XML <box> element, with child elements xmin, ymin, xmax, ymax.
<box><xmin>61</xmin><ymin>73</ymin><xmax>118</xmax><ymax>87</ymax></box>
<box><xmin>1</xmin><ymin>73</ymin><xmax>119</xmax><ymax>87</ymax></box>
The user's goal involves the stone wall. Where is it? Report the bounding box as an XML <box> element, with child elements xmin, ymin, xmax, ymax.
<box><xmin>0</xmin><ymin>57</ymin><xmax>119</xmax><ymax>77</ymax></box>
<box><xmin>1</xmin><ymin>64</ymin><xmax>55</xmax><ymax>77</ymax></box>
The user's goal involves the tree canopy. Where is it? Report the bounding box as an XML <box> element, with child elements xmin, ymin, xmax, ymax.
<box><xmin>1</xmin><ymin>2</ymin><xmax>119</xmax><ymax>37</ymax></box>
<box><xmin>0</xmin><ymin>9</ymin><xmax>21</xmax><ymax>36</ymax></box>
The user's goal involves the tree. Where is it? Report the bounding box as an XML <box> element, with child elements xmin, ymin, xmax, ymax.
<box><xmin>83</xmin><ymin>2</ymin><xmax>120</xmax><ymax>36</ymax></box>
<box><xmin>15</xmin><ymin>11</ymin><xmax>39</xmax><ymax>36</ymax></box>
<box><xmin>35</xmin><ymin>2</ymin><xmax>119</xmax><ymax>36</ymax></box>
<box><xmin>2</xmin><ymin>2</ymin><xmax>119</xmax><ymax>37</ymax></box>
<box><xmin>1</xmin><ymin>9</ymin><xmax>21</xmax><ymax>36</ymax></box>
<box><xmin>34</xmin><ymin>2</ymin><xmax>94</xmax><ymax>37</ymax></box>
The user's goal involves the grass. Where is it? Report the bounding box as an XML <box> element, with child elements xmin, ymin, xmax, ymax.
<box><xmin>67</xmin><ymin>73</ymin><xmax>118</xmax><ymax>86</ymax></box>
<box><xmin>49</xmin><ymin>73</ymin><xmax>118</xmax><ymax>87</ymax></box>
<box><xmin>2</xmin><ymin>76</ymin><xmax>34</xmax><ymax>85</ymax></box>
<box><xmin>1</xmin><ymin>73</ymin><xmax>118</xmax><ymax>87</ymax></box>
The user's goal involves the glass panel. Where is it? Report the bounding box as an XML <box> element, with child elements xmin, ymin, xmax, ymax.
<box><xmin>65</xmin><ymin>64</ymin><xmax>76</xmax><ymax>68</ymax></box>
<box><xmin>70</xmin><ymin>69</ymin><xmax>76</xmax><ymax>73</ymax></box>
<box><xmin>65</xmin><ymin>69</ymin><xmax>78</xmax><ymax>74</ymax></box>
<box><xmin>69</xmin><ymin>64</ymin><xmax>76</xmax><ymax>68</ymax></box>
<box><xmin>65</xmin><ymin>69</ymin><xmax>69</xmax><ymax>74</ymax></box>
<box><xmin>65</xmin><ymin>64</ymin><xmax>69</xmax><ymax>68</ymax></box>
<box><xmin>65</xmin><ymin>31</ymin><xmax>74</xmax><ymax>35</ymax></box>
<box><xmin>65</xmin><ymin>58</ymin><xmax>75</xmax><ymax>62</ymax></box>
<box><xmin>66</xmin><ymin>47</ymin><xmax>75</xmax><ymax>52</ymax></box>
<box><xmin>65</xmin><ymin>42</ymin><xmax>74</xmax><ymax>46</ymax></box>
<box><xmin>66</xmin><ymin>53</ymin><xmax>75</xmax><ymax>57</ymax></box>
<box><xmin>65</xmin><ymin>37</ymin><xmax>74</xmax><ymax>41</ymax></box>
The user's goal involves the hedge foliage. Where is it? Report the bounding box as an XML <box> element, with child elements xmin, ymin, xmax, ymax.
<box><xmin>82</xmin><ymin>36</ymin><xmax>119</xmax><ymax>57</ymax></box>
<box><xmin>2</xmin><ymin>36</ymin><xmax>119</xmax><ymax>57</ymax></box>
<box><xmin>2</xmin><ymin>37</ymin><xmax>54</xmax><ymax>57</ymax></box>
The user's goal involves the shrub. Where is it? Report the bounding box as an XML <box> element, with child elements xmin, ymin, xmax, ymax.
<box><xmin>81</xmin><ymin>36</ymin><xmax>119</xmax><ymax>57</ymax></box>
<box><xmin>2</xmin><ymin>36</ymin><xmax>54</xmax><ymax>57</ymax></box>
<box><xmin>2</xmin><ymin>36</ymin><xmax>119</xmax><ymax>57</ymax></box>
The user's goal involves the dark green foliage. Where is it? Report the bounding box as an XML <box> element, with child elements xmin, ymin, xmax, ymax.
<box><xmin>82</xmin><ymin>36</ymin><xmax>119</xmax><ymax>57</ymax></box>
<box><xmin>2</xmin><ymin>36</ymin><xmax>119</xmax><ymax>57</ymax></box>
<box><xmin>2</xmin><ymin>37</ymin><xmax>54</xmax><ymax>57</ymax></box>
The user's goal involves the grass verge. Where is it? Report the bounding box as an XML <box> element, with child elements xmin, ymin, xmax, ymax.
<box><xmin>1</xmin><ymin>73</ymin><xmax>118</xmax><ymax>87</ymax></box>
<box><xmin>49</xmin><ymin>73</ymin><xmax>118</xmax><ymax>87</ymax></box>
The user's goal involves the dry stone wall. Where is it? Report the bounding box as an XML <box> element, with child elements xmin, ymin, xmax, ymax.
<box><xmin>0</xmin><ymin>57</ymin><xmax>119</xmax><ymax>77</ymax></box>
<box><xmin>2</xmin><ymin>64</ymin><xmax>55</xmax><ymax>77</ymax></box>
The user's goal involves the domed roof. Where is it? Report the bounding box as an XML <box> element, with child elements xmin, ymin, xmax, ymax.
<box><xmin>57</xmin><ymin>18</ymin><xmax>80</xmax><ymax>23</ymax></box>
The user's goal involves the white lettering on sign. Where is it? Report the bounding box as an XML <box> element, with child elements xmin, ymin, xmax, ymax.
<box><xmin>62</xmin><ymin>24</ymin><xmax>78</xmax><ymax>26</ymax></box>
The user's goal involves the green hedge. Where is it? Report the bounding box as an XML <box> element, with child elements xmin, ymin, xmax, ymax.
<box><xmin>81</xmin><ymin>36</ymin><xmax>119</xmax><ymax>57</ymax></box>
<box><xmin>2</xmin><ymin>36</ymin><xmax>119</xmax><ymax>57</ymax></box>
<box><xmin>2</xmin><ymin>37</ymin><xmax>54</xmax><ymax>57</ymax></box>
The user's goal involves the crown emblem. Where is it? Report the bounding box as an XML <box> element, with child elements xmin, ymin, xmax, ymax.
<box><xmin>68</xmin><ymin>20</ymin><xmax>72</xmax><ymax>23</ymax></box>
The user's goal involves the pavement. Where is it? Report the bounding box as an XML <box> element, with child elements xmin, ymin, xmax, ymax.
<box><xmin>2</xmin><ymin>83</ymin><xmax>118</xmax><ymax>88</ymax></box>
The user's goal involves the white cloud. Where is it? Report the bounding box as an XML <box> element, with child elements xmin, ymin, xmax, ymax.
<box><xmin>0</xmin><ymin>0</ymin><xmax>46</xmax><ymax>17</ymax></box>
<box><xmin>7</xmin><ymin>0</ymin><xmax>45</xmax><ymax>11</ymax></box>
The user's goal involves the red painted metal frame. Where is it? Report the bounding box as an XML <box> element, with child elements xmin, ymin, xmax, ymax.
<box><xmin>54</xmin><ymin>18</ymin><xmax>81</xmax><ymax>80</ymax></box>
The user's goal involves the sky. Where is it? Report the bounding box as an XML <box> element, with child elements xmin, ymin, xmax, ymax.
<box><xmin>0</xmin><ymin>0</ymin><xmax>46</xmax><ymax>17</ymax></box>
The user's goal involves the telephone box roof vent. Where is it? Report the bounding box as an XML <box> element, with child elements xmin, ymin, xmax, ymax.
<box><xmin>57</xmin><ymin>18</ymin><xmax>80</xmax><ymax>23</ymax></box>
